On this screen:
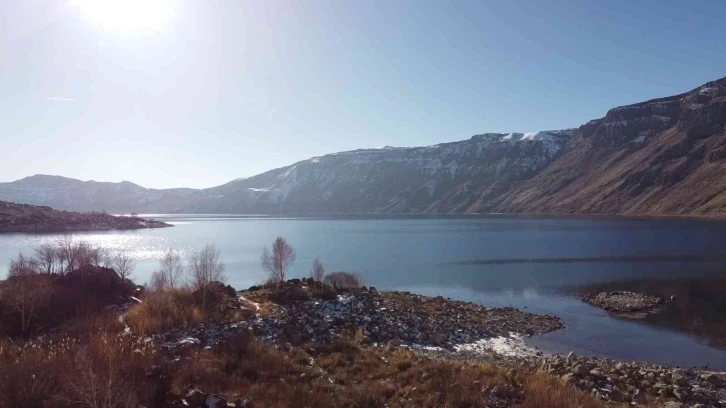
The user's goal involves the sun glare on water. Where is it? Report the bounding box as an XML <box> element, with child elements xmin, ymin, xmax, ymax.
<box><xmin>70</xmin><ymin>0</ymin><xmax>176</xmax><ymax>35</ymax></box>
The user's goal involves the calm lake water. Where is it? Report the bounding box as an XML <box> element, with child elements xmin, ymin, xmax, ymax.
<box><xmin>2</xmin><ymin>215</ymin><xmax>726</xmax><ymax>369</ymax></box>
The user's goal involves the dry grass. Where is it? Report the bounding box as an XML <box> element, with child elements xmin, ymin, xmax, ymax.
<box><xmin>126</xmin><ymin>289</ymin><xmax>205</xmax><ymax>335</ymax></box>
<box><xmin>161</xmin><ymin>333</ymin><xmax>608</xmax><ymax>408</ymax></box>
<box><xmin>126</xmin><ymin>288</ymin><xmax>254</xmax><ymax>335</ymax></box>
<box><xmin>0</xmin><ymin>276</ymin><xmax>614</xmax><ymax>408</ymax></box>
<box><xmin>517</xmin><ymin>372</ymin><xmax>608</xmax><ymax>408</ymax></box>
<box><xmin>0</xmin><ymin>329</ymin><xmax>615</xmax><ymax>408</ymax></box>
<box><xmin>0</xmin><ymin>334</ymin><xmax>161</xmax><ymax>408</ymax></box>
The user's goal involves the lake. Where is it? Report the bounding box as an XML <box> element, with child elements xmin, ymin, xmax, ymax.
<box><xmin>2</xmin><ymin>214</ymin><xmax>726</xmax><ymax>369</ymax></box>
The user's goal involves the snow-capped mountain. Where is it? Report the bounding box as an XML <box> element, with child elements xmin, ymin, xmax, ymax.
<box><xmin>0</xmin><ymin>131</ymin><xmax>573</xmax><ymax>214</ymax></box>
<box><xmin>3</xmin><ymin>76</ymin><xmax>726</xmax><ymax>216</ymax></box>
<box><xmin>164</xmin><ymin>130</ymin><xmax>574</xmax><ymax>214</ymax></box>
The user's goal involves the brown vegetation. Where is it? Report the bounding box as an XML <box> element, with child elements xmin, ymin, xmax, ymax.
<box><xmin>0</xmin><ymin>329</ymin><xmax>608</xmax><ymax>408</ymax></box>
<box><xmin>127</xmin><ymin>283</ymin><xmax>250</xmax><ymax>336</ymax></box>
<box><xmin>0</xmin><ymin>238</ymin><xmax>617</xmax><ymax>408</ymax></box>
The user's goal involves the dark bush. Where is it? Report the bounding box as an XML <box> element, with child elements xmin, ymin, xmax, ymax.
<box><xmin>324</xmin><ymin>271</ymin><xmax>364</xmax><ymax>290</ymax></box>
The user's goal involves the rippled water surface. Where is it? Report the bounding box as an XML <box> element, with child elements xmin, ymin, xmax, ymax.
<box><xmin>2</xmin><ymin>215</ymin><xmax>726</xmax><ymax>368</ymax></box>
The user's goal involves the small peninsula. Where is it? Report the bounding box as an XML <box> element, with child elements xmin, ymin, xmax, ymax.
<box><xmin>0</xmin><ymin>200</ymin><xmax>171</xmax><ymax>233</ymax></box>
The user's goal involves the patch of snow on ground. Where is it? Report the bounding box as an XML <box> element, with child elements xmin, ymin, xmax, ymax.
<box><xmin>247</xmin><ymin>187</ymin><xmax>270</xmax><ymax>192</ymax></box>
<box><xmin>689</xmin><ymin>103</ymin><xmax>704</xmax><ymax>110</ymax></box>
<box><xmin>239</xmin><ymin>295</ymin><xmax>261</xmax><ymax>313</ymax></box>
<box><xmin>454</xmin><ymin>333</ymin><xmax>540</xmax><ymax>358</ymax></box>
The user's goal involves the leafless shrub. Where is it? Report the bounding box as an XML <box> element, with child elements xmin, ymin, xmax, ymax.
<box><xmin>34</xmin><ymin>243</ymin><xmax>61</xmax><ymax>275</ymax></box>
<box><xmin>56</xmin><ymin>233</ymin><xmax>75</xmax><ymax>274</ymax></box>
<box><xmin>148</xmin><ymin>270</ymin><xmax>169</xmax><ymax>292</ymax></box>
<box><xmin>59</xmin><ymin>334</ymin><xmax>156</xmax><ymax>408</ymax></box>
<box><xmin>311</xmin><ymin>256</ymin><xmax>325</xmax><ymax>282</ymax></box>
<box><xmin>112</xmin><ymin>252</ymin><xmax>136</xmax><ymax>281</ymax></box>
<box><xmin>261</xmin><ymin>237</ymin><xmax>296</xmax><ymax>283</ymax></box>
<box><xmin>8</xmin><ymin>252</ymin><xmax>39</xmax><ymax>277</ymax></box>
<box><xmin>324</xmin><ymin>271</ymin><xmax>363</xmax><ymax>290</ymax></box>
<box><xmin>2</xmin><ymin>257</ymin><xmax>51</xmax><ymax>336</ymax></box>
<box><xmin>53</xmin><ymin>234</ymin><xmax>112</xmax><ymax>275</ymax></box>
<box><xmin>188</xmin><ymin>244</ymin><xmax>226</xmax><ymax>309</ymax></box>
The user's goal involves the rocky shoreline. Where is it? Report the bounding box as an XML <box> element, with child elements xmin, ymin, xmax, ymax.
<box><xmin>151</xmin><ymin>279</ymin><xmax>562</xmax><ymax>354</ymax></box>
<box><xmin>539</xmin><ymin>352</ymin><xmax>726</xmax><ymax>407</ymax></box>
<box><xmin>138</xmin><ymin>279</ymin><xmax>726</xmax><ymax>408</ymax></box>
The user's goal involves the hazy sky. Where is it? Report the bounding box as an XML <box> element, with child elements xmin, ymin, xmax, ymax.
<box><xmin>1</xmin><ymin>1</ymin><xmax>725</xmax><ymax>189</ymax></box>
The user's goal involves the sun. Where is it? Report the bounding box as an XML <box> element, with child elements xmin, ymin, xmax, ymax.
<box><xmin>70</xmin><ymin>0</ymin><xmax>175</xmax><ymax>35</ymax></box>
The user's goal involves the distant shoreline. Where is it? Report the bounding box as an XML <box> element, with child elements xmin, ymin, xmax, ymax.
<box><xmin>127</xmin><ymin>211</ymin><xmax>726</xmax><ymax>223</ymax></box>
<box><xmin>0</xmin><ymin>201</ymin><xmax>172</xmax><ymax>233</ymax></box>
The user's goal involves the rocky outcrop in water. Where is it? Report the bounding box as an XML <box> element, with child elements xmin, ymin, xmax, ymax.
<box><xmin>582</xmin><ymin>290</ymin><xmax>664</xmax><ymax>314</ymax></box>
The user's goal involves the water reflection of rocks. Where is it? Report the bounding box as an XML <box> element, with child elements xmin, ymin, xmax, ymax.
<box><xmin>579</xmin><ymin>277</ymin><xmax>726</xmax><ymax>349</ymax></box>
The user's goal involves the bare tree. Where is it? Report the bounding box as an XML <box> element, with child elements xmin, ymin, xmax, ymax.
<box><xmin>311</xmin><ymin>256</ymin><xmax>325</xmax><ymax>282</ymax></box>
<box><xmin>261</xmin><ymin>237</ymin><xmax>296</xmax><ymax>283</ymax></box>
<box><xmin>34</xmin><ymin>243</ymin><xmax>60</xmax><ymax>275</ymax></box>
<box><xmin>2</xmin><ymin>256</ymin><xmax>51</xmax><ymax>336</ymax></box>
<box><xmin>112</xmin><ymin>252</ymin><xmax>136</xmax><ymax>280</ymax></box>
<box><xmin>158</xmin><ymin>249</ymin><xmax>184</xmax><ymax>289</ymax></box>
<box><xmin>56</xmin><ymin>233</ymin><xmax>75</xmax><ymax>274</ymax></box>
<box><xmin>188</xmin><ymin>244</ymin><xmax>226</xmax><ymax>309</ymax></box>
<box><xmin>8</xmin><ymin>252</ymin><xmax>39</xmax><ymax>277</ymax></box>
<box><xmin>83</xmin><ymin>245</ymin><xmax>109</xmax><ymax>268</ymax></box>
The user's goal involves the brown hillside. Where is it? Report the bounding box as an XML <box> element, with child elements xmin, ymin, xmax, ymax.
<box><xmin>483</xmin><ymin>77</ymin><xmax>726</xmax><ymax>216</ymax></box>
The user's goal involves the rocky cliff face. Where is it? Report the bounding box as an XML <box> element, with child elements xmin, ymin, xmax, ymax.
<box><xmin>2</xmin><ymin>77</ymin><xmax>726</xmax><ymax>216</ymax></box>
<box><xmin>492</xmin><ymin>77</ymin><xmax>726</xmax><ymax>216</ymax></box>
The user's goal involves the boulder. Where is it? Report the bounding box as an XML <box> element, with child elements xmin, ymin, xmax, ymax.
<box><xmin>608</xmin><ymin>388</ymin><xmax>624</xmax><ymax>402</ymax></box>
<box><xmin>572</xmin><ymin>365</ymin><xmax>589</xmax><ymax>376</ymax></box>
<box><xmin>672</xmin><ymin>371</ymin><xmax>689</xmax><ymax>386</ymax></box>
<box><xmin>430</xmin><ymin>331</ymin><xmax>448</xmax><ymax>346</ymax></box>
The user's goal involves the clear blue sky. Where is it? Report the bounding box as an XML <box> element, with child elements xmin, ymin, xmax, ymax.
<box><xmin>1</xmin><ymin>0</ymin><xmax>724</xmax><ymax>189</ymax></box>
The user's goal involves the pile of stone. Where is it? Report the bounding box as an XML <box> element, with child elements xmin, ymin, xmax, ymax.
<box><xmin>152</xmin><ymin>279</ymin><xmax>562</xmax><ymax>354</ymax></box>
<box><xmin>581</xmin><ymin>290</ymin><xmax>664</xmax><ymax>313</ymax></box>
<box><xmin>540</xmin><ymin>352</ymin><xmax>726</xmax><ymax>407</ymax></box>
<box><xmin>247</xmin><ymin>286</ymin><xmax>562</xmax><ymax>349</ymax></box>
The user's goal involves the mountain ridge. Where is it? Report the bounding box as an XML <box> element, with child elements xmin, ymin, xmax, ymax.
<box><xmin>2</xmin><ymin>76</ymin><xmax>726</xmax><ymax>216</ymax></box>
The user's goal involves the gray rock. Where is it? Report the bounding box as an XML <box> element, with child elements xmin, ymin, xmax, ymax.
<box><xmin>672</xmin><ymin>387</ymin><xmax>689</xmax><ymax>401</ymax></box>
<box><xmin>572</xmin><ymin>365</ymin><xmax>589</xmax><ymax>376</ymax></box>
<box><xmin>672</xmin><ymin>371</ymin><xmax>689</xmax><ymax>387</ymax></box>
<box><xmin>608</xmin><ymin>388</ymin><xmax>624</xmax><ymax>402</ymax></box>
